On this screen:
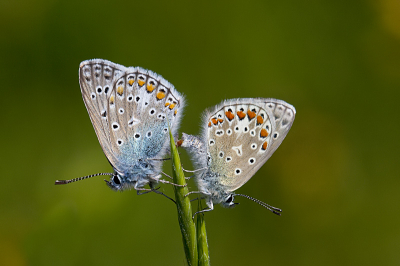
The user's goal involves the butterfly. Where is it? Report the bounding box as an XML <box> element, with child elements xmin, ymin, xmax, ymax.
<box><xmin>56</xmin><ymin>59</ymin><xmax>185</xmax><ymax>194</ymax></box>
<box><xmin>180</xmin><ymin>98</ymin><xmax>295</xmax><ymax>216</ymax></box>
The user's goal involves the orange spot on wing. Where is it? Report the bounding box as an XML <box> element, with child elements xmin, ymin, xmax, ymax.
<box><xmin>117</xmin><ymin>86</ymin><xmax>124</xmax><ymax>96</ymax></box>
<box><xmin>262</xmin><ymin>141</ymin><xmax>268</xmax><ymax>150</ymax></box>
<box><xmin>169</xmin><ymin>103</ymin><xmax>176</xmax><ymax>109</ymax></box>
<box><xmin>225</xmin><ymin>111</ymin><xmax>234</xmax><ymax>121</ymax></box>
<box><xmin>128</xmin><ymin>79</ymin><xmax>135</xmax><ymax>86</ymax></box>
<box><xmin>257</xmin><ymin>115</ymin><xmax>264</xmax><ymax>125</ymax></box>
<box><xmin>218</xmin><ymin>118</ymin><xmax>223</xmax><ymax>123</ymax></box>
<box><xmin>138</xmin><ymin>80</ymin><xmax>145</xmax><ymax>86</ymax></box>
<box><xmin>208</xmin><ymin>122</ymin><xmax>212</xmax><ymax>127</ymax></box>
<box><xmin>260</xmin><ymin>129</ymin><xmax>268</xmax><ymax>138</ymax></box>
<box><xmin>247</xmin><ymin>110</ymin><xmax>256</xmax><ymax>120</ymax></box>
<box><xmin>174</xmin><ymin>110</ymin><xmax>177</xmax><ymax>115</ymax></box>
<box><xmin>156</xmin><ymin>92</ymin><xmax>166</xmax><ymax>100</ymax></box>
<box><xmin>211</xmin><ymin>118</ymin><xmax>218</xmax><ymax>125</ymax></box>
<box><xmin>147</xmin><ymin>84</ymin><xmax>155</xmax><ymax>92</ymax></box>
<box><xmin>237</xmin><ymin>111</ymin><xmax>246</xmax><ymax>120</ymax></box>
<box><xmin>165</xmin><ymin>102</ymin><xmax>170</xmax><ymax>107</ymax></box>
<box><xmin>110</xmin><ymin>95</ymin><xmax>115</xmax><ymax>104</ymax></box>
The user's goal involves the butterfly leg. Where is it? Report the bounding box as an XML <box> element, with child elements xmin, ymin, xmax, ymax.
<box><xmin>157</xmin><ymin>178</ymin><xmax>187</xmax><ymax>187</ymax></box>
<box><xmin>182</xmin><ymin>167</ymin><xmax>207</xmax><ymax>173</ymax></box>
<box><xmin>136</xmin><ymin>186</ymin><xmax>160</xmax><ymax>195</ymax></box>
<box><xmin>135</xmin><ymin>187</ymin><xmax>152</xmax><ymax>192</ymax></box>
<box><xmin>181</xmin><ymin>167</ymin><xmax>207</xmax><ymax>180</ymax></box>
<box><xmin>136</xmin><ymin>190</ymin><xmax>151</xmax><ymax>195</ymax></box>
<box><xmin>161</xmin><ymin>170</ymin><xmax>192</xmax><ymax>181</ymax></box>
<box><xmin>147</xmin><ymin>157</ymin><xmax>171</xmax><ymax>162</ymax></box>
<box><xmin>135</xmin><ymin>183</ymin><xmax>176</xmax><ymax>203</ymax></box>
<box><xmin>192</xmin><ymin>200</ymin><xmax>214</xmax><ymax>219</ymax></box>
<box><xmin>149</xmin><ymin>182</ymin><xmax>176</xmax><ymax>204</ymax></box>
<box><xmin>166</xmin><ymin>168</ymin><xmax>193</xmax><ymax>180</ymax></box>
<box><xmin>160</xmin><ymin>171</ymin><xmax>173</xmax><ymax>180</ymax></box>
<box><xmin>184</xmin><ymin>191</ymin><xmax>202</xmax><ymax>197</ymax></box>
<box><xmin>151</xmin><ymin>174</ymin><xmax>187</xmax><ymax>187</ymax></box>
<box><xmin>190</xmin><ymin>196</ymin><xmax>206</xmax><ymax>202</ymax></box>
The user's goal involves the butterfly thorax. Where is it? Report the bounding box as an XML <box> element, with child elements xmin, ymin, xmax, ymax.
<box><xmin>197</xmin><ymin>170</ymin><xmax>233</xmax><ymax>206</ymax></box>
<box><xmin>181</xmin><ymin>133</ymin><xmax>235</xmax><ymax>206</ymax></box>
<box><xmin>180</xmin><ymin>133</ymin><xmax>207</xmax><ymax>169</ymax></box>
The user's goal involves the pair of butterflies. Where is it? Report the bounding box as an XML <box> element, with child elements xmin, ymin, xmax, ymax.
<box><xmin>56</xmin><ymin>59</ymin><xmax>296</xmax><ymax>216</ymax></box>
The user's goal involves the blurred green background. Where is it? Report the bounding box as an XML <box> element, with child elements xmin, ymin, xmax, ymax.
<box><xmin>1</xmin><ymin>0</ymin><xmax>399</xmax><ymax>265</ymax></box>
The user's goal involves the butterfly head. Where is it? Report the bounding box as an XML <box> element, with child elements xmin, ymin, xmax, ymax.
<box><xmin>104</xmin><ymin>173</ymin><xmax>128</xmax><ymax>191</ymax></box>
<box><xmin>221</xmin><ymin>193</ymin><xmax>239</xmax><ymax>208</ymax></box>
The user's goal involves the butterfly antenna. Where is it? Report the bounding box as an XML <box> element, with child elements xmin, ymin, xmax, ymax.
<box><xmin>234</xmin><ymin>194</ymin><xmax>282</xmax><ymax>216</ymax></box>
<box><xmin>147</xmin><ymin>158</ymin><xmax>171</xmax><ymax>161</ymax></box>
<box><xmin>55</xmin><ymin>173</ymin><xmax>114</xmax><ymax>185</ymax></box>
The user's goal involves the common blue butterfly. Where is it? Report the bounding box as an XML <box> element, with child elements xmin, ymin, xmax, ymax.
<box><xmin>180</xmin><ymin>98</ymin><xmax>295</xmax><ymax>216</ymax></box>
<box><xmin>56</xmin><ymin>59</ymin><xmax>185</xmax><ymax>194</ymax></box>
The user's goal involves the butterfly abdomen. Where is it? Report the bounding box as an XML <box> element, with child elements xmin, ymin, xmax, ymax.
<box><xmin>180</xmin><ymin>133</ymin><xmax>208</xmax><ymax>168</ymax></box>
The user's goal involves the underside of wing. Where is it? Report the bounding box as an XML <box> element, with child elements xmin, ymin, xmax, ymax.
<box><xmin>201</xmin><ymin>98</ymin><xmax>295</xmax><ymax>192</ymax></box>
<box><xmin>99</xmin><ymin>67</ymin><xmax>185</xmax><ymax>172</ymax></box>
<box><xmin>79</xmin><ymin>59</ymin><xmax>127</xmax><ymax>169</ymax></box>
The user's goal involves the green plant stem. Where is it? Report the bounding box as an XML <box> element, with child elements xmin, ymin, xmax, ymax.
<box><xmin>170</xmin><ymin>131</ymin><xmax>198</xmax><ymax>266</ymax></box>
<box><xmin>197</xmin><ymin>201</ymin><xmax>210</xmax><ymax>266</ymax></box>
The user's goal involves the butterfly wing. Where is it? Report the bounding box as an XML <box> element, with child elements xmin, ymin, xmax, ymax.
<box><xmin>79</xmin><ymin>59</ymin><xmax>184</xmax><ymax>173</ymax></box>
<box><xmin>79</xmin><ymin>59</ymin><xmax>127</xmax><ymax>169</ymax></box>
<box><xmin>105</xmin><ymin>68</ymin><xmax>184</xmax><ymax>172</ymax></box>
<box><xmin>203</xmin><ymin>98</ymin><xmax>295</xmax><ymax>192</ymax></box>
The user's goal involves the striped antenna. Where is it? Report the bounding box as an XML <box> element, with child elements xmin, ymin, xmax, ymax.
<box><xmin>55</xmin><ymin>173</ymin><xmax>113</xmax><ymax>185</ymax></box>
<box><xmin>147</xmin><ymin>158</ymin><xmax>171</xmax><ymax>161</ymax></box>
<box><xmin>234</xmin><ymin>194</ymin><xmax>282</xmax><ymax>216</ymax></box>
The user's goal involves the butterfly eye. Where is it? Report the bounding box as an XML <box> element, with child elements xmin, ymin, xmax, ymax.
<box><xmin>113</xmin><ymin>175</ymin><xmax>121</xmax><ymax>185</ymax></box>
<box><xmin>226</xmin><ymin>195</ymin><xmax>233</xmax><ymax>203</ymax></box>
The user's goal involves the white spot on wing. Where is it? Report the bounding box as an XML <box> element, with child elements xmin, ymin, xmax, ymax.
<box><xmin>232</xmin><ymin>144</ymin><xmax>243</xmax><ymax>156</ymax></box>
<box><xmin>128</xmin><ymin>116</ymin><xmax>140</xmax><ymax>127</ymax></box>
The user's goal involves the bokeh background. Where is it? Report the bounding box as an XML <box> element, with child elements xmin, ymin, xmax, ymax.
<box><xmin>1</xmin><ymin>0</ymin><xmax>399</xmax><ymax>265</ymax></box>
